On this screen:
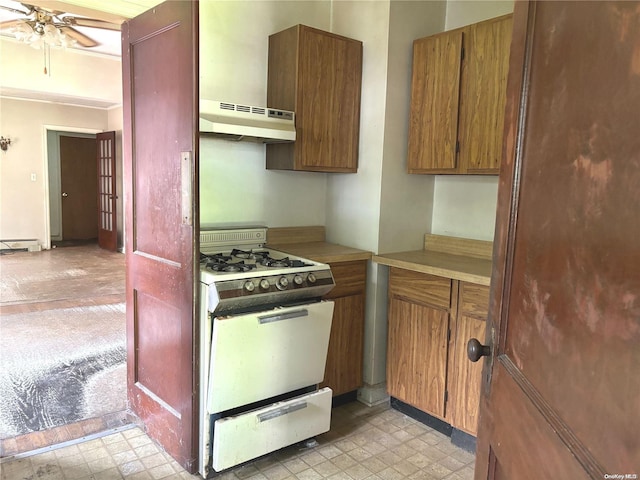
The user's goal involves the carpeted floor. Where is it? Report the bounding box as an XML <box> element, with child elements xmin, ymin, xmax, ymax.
<box><xmin>0</xmin><ymin>303</ymin><xmax>126</xmax><ymax>439</ymax></box>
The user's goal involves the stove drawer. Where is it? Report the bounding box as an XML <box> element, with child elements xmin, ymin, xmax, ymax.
<box><xmin>212</xmin><ymin>387</ymin><xmax>332</xmax><ymax>472</ymax></box>
<box><xmin>208</xmin><ymin>300</ymin><xmax>334</xmax><ymax>413</ymax></box>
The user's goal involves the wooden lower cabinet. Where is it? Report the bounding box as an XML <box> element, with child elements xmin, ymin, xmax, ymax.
<box><xmin>320</xmin><ymin>261</ymin><xmax>367</xmax><ymax>396</ymax></box>
<box><xmin>386</xmin><ymin>267</ymin><xmax>490</xmax><ymax>436</ymax></box>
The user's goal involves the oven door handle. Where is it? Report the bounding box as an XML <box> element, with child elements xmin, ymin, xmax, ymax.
<box><xmin>257</xmin><ymin>401</ymin><xmax>308</xmax><ymax>422</ymax></box>
<box><xmin>258</xmin><ymin>309</ymin><xmax>309</xmax><ymax>324</ymax></box>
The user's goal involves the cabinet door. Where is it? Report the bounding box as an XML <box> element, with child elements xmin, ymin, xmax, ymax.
<box><xmin>321</xmin><ymin>261</ymin><xmax>366</xmax><ymax>396</ymax></box>
<box><xmin>387</xmin><ymin>297</ymin><xmax>449</xmax><ymax>418</ymax></box>
<box><xmin>407</xmin><ymin>29</ymin><xmax>463</xmax><ymax>174</ymax></box>
<box><xmin>449</xmin><ymin>283</ymin><xmax>489</xmax><ymax>435</ymax></box>
<box><xmin>320</xmin><ymin>293</ymin><xmax>365</xmax><ymax>396</ymax></box>
<box><xmin>297</xmin><ymin>26</ymin><xmax>362</xmax><ymax>172</ymax></box>
<box><xmin>458</xmin><ymin>15</ymin><xmax>513</xmax><ymax>174</ymax></box>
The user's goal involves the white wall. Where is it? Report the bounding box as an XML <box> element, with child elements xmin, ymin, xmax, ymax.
<box><xmin>430</xmin><ymin>0</ymin><xmax>515</xmax><ymax>241</ymax></box>
<box><xmin>0</xmin><ymin>37</ymin><xmax>121</xmax><ymax>248</ymax></box>
<box><xmin>0</xmin><ymin>98</ymin><xmax>108</xmax><ymax>245</ymax></box>
<box><xmin>198</xmin><ymin>1</ymin><xmax>331</xmax><ymax>227</ymax></box>
<box><xmin>0</xmin><ymin>37</ymin><xmax>121</xmax><ymax>107</ymax></box>
<box><xmin>326</xmin><ymin>0</ymin><xmax>448</xmax><ymax>404</ymax></box>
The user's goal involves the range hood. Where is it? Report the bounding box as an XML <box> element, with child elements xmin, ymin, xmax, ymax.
<box><xmin>200</xmin><ymin>100</ymin><xmax>295</xmax><ymax>143</ymax></box>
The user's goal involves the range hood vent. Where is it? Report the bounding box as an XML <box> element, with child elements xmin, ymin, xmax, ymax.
<box><xmin>200</xmin><ymin>100</ymin><xmax>295</xmax><ymax>143</ymax></box>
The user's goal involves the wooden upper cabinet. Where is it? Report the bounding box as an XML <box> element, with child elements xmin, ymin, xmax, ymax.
<box><xmin>267</xmin><ymin>25</ymin><xmax>363</xmax><ymax>173</ymax></box>
<box><xmin>408</xmin><ymin>30</ymin><xmax>463</xmax><ymax>174</ymax></box>
<box><xmin>407</xmin><ymin>14</ymin><xmax>513</xmax><ymax>175</ymax></box>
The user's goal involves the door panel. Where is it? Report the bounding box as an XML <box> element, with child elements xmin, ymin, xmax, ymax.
<box><xmin>97</xmin><ymin>131</ymin><xmax>117</xmax><ymax>251</ymax></box>
<box><xmin>122</xmin><ymin>1</ymin><xmax>199</xmax><ymax>472</ymax></box>
<box><xmin>476</xmin><ymin>2</ymin><xmax>640</xmax><ymax>478</ymax></box>
<box><xmin>60</xmin><ymin>135</ymin><xmax>98</xmax><ymax>240</ymax></box>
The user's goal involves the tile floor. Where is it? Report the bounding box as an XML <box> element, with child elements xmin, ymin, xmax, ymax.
<box><xmin>0</xmin><ymin>402</ymin><xmax>475</xmax><ymax>480</ymax></box>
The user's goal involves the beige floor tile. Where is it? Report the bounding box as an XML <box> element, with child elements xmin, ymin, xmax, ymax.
<box><xmin>2</xmin><ymin>402</ymin><xmax>476</xmax><ymax>480</ymax></box>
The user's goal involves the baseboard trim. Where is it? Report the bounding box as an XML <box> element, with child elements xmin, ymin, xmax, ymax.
<box><xmin>390</xmin><ymin>397</ymin><xmax>452</xmax><ymax>437</ymax></box>
<box><xmin>451</xmin><ymin>427</ymin><xmax>477</xmax><ymax>453</ymax></box>
<box><xmin>357</xmin><ymin>383</ymin><xmax>389</xmax><ymax>406</ymax></box>
<box><xmin>332</xmin><ymin>390</ymin><xmax>358</xmax><ymax>408</ymax></box>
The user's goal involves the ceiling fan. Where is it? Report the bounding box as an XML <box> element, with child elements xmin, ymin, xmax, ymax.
<box><xmin>0</xmin><ymin>2</ymin><xmax>120</xmax><ymax>48</ymax></box>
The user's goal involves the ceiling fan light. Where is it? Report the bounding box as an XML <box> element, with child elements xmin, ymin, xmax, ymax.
<box><xmin>12</xmin><ymin>23</ymin><xmax>33</xmax><ymax>42</ymax></box>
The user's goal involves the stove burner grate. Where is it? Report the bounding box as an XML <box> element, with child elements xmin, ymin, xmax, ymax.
<box><xmin>258</xmin><ymin>256</ymin><xmax>312</xmax><ymax>268</ymax></box>
<box><xmin>206</xmin><ymin>259</ymin><xmax>256</xmax><ymax>273</ymax></box>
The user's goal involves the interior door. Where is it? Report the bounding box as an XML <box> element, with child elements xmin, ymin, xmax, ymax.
<box><xmin>96</xmin><ymin>131</ymin><xmax>117</xmax><ymax>251</ymax></box>
<box><xmin>122</xmin><ymin>1</ymin><xmax>199</xmax><ymax>472</ymax></box>
<box><xmin>60</xmin><ymin>135</ymin><xmax>98</xmax><ymax>240</ymax></box>
<box><xmin>474</xmin><ymin>2</ymin><xmax>640</xmax><ymax>478</ymax></box>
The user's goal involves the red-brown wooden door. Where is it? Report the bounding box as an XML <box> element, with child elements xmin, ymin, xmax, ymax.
<box><xmin>474</xmin><ymin>2</ymin><xmax>640</xmax><ymax>478</ymax></box>
<box><xmin>97</xmin><ymin>131</ymin><xmax>117</xmax><ymax>251</ymax></box>
<box><xmin>60</xmin><ymin>135</ymin><xmax>98</xmax><ymax>240</ymax></box>
<box><xmin>122</xmin><ymin>1</ymin><xmax>199</xmax><ymax>472</ymax></box>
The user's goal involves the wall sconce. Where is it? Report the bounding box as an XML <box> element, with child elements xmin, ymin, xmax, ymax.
<box><xmin>0</xmin><ymin>137</ymin><xmax>11</xmax><ymax>151</ymax></box>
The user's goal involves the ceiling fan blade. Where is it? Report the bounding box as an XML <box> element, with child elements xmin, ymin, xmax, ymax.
<box><xmin>0</xmin><ymin>19</ymin><xmax>30</xmax><ymax>31</ymax></box>
<box><xmin>0</xmin><ymin>4</ymin><xmax>30</xmax><ymax>15</ymax></box>
<box><xmin>59</xmin><ymin>25</ymin><xmax>98</xmax><ymax>47</ymax></box>
<box><xmin>21</xmin><ymin>3</ymin><xmax>62</xmax><ymax>15</ymax></box>
<box><xmin>63</xmin><ymin>16</ymin><xmax>120</xmax><ymax>31</ymax></box>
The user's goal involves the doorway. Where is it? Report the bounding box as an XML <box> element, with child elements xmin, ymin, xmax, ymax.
<box><xmin>47</xmin><ymin>131</ymin><xmax>98</xmax><ymax>246</ymax></box>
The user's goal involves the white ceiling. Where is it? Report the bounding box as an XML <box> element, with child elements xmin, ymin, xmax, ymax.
<box><xmin>0</xmin><ymin>0</ymin><xmax>163</xmax><ymax>56</ymax></box>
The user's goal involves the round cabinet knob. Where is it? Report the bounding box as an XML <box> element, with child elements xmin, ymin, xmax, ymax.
<box><xmin>307</xmin><ymin>273</ymin><xmax>317</xmax><ymax>284</ymax></box>
<box><xmin>259</xmin><ymin>279</ymin><xmax>270</xmax><ymax>291</ymax></box>
<box><xmin>293</xmin><ymin>275</ymin><xmax>304</xmax><ymax>286</ymax></box>
<box><xmin>467</xmin><ymin>338</ymin><xmax>491</xmax><ymax>362</ymax></box>
<box><xmin>276</xmin><ymin>276</ymin><xmax>289</xmax><ymax>291</ymax></box>
<box><xmin>243</xmin><ymin>281</ymin><xmax>255</xmax><ymax>293</ymax></box>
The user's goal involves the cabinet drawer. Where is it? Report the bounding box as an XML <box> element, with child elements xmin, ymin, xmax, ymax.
<box><xmin>212</xmin><ymin>388</ymin><xmax>332</xmax><ymax>471</ymax></box>
<box><xmin>389</xmin><ymin>268</ymin><xmax>451</xmax><ymax>309</ymax></box>
<box><xmin>326</xmin><ymin>261</ymin><xmax>366</xmax><ymax>298</ymax></box>
<box><xmin>459</xmin><ymin>283</ymin><xmax>490</xmax><ymax>318</ymax></box>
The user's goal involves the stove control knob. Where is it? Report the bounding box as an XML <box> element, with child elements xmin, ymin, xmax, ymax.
<box><xmin>244</xmin><ymin>281</ymin><xmax>255</xmax><ymax>293</ymax></box>
<box><xmin>276</xmin><ymin>276</ymin><xmax>289</xmax><ymax>290</ymax></box>
<box><xmin>307</xmin><ymin>273</ymin><xmax>317</xmax><ymax>284</ymax></box>
<box><xmin>259</xmin><ymin>279</ymin><xmax>270</xmax><ymax>291</ymax></box>
<box><xmin>293</xmin><ymin>275</ymin><xmax>304</xmax><ymax>286</ymax></box>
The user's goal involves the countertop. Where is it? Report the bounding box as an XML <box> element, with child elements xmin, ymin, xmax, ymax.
<box><xmin>268</xmin><ymin>241</ymin><xmax>373</xmax><ymax>264</ymax></box>
<box><xmin>266</xmin><ymin>226</ymin><xmax>372</xmax><ymax>264</ymax></box>
<box><xmin>372</xmin><ymin>234</ymin><xmax>493</xmax><ymax>286</ymax></box>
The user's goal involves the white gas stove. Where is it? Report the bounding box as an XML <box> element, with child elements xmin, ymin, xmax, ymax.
<box><xmin>198</xmin><ymin>226</ymin><xmax>335</xmax><ymax>476</ymax></box>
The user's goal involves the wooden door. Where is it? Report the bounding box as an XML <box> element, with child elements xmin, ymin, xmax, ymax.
<box><xmin>97</xmin><ymin>131</ymin><xmax>117</xmax><ymax>251</ymax></box>
<box><xmin>449</xmin><ymin>282</ymin><xmax>489</xmax><ymax>436</ymax></box>
<box><xmin>60</xmin><ymin>135</ymin><xmax>98</xmax><ymax>240</ymax></box>
<box><xmin>475</xmin><ymin>2</ymin><xmax>640</xmax><ymax>478</ymax></box>
<box><xmin>457</xmin><ymin>15</ymin><xmax>512</xmax><ymax>174</ymax></box>
<box><xmin>122</xmin><ymin>1</ymin><xmax>199</xmax><ymax>472</ymax></box>
<box><xmin>407</xmin><ymin>29</ymin><xmax>462</xmax><ymax>174</ymax></box>
<box><xmin>387</xmin><ymin>297</ymin><xmax>449</xmax><ymax>418</ymax></box>
<box><xmin>297</xmin><ymin>26</ymin><xmax>362</xmax><ymax>172</ymax></box>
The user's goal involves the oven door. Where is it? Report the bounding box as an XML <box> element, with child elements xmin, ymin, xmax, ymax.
<box><xmin>207</xmin><ymin>300</ymin><xmax>334</xmax><ymax>413</ymax></box>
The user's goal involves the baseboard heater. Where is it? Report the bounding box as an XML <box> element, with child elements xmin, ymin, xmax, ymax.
<box><xmin>0</xmin><ymin>239</ymin><xmax>41</xmax><ymax>252</ymax></box>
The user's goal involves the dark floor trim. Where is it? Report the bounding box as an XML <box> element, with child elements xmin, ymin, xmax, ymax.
<box><xmin>451</xmin><ymin>427</ymin><xmax>477</xmax><ymax>453</ymax></box>
<box><xmin>332</xmin><ymin>390</ymin><xmax>358</xmax><ymax>408</ymax></box>
<box><xmin>390</xmin><ymin>397</ymin><xmax>452</xmax><ymax>437</ymax></box>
